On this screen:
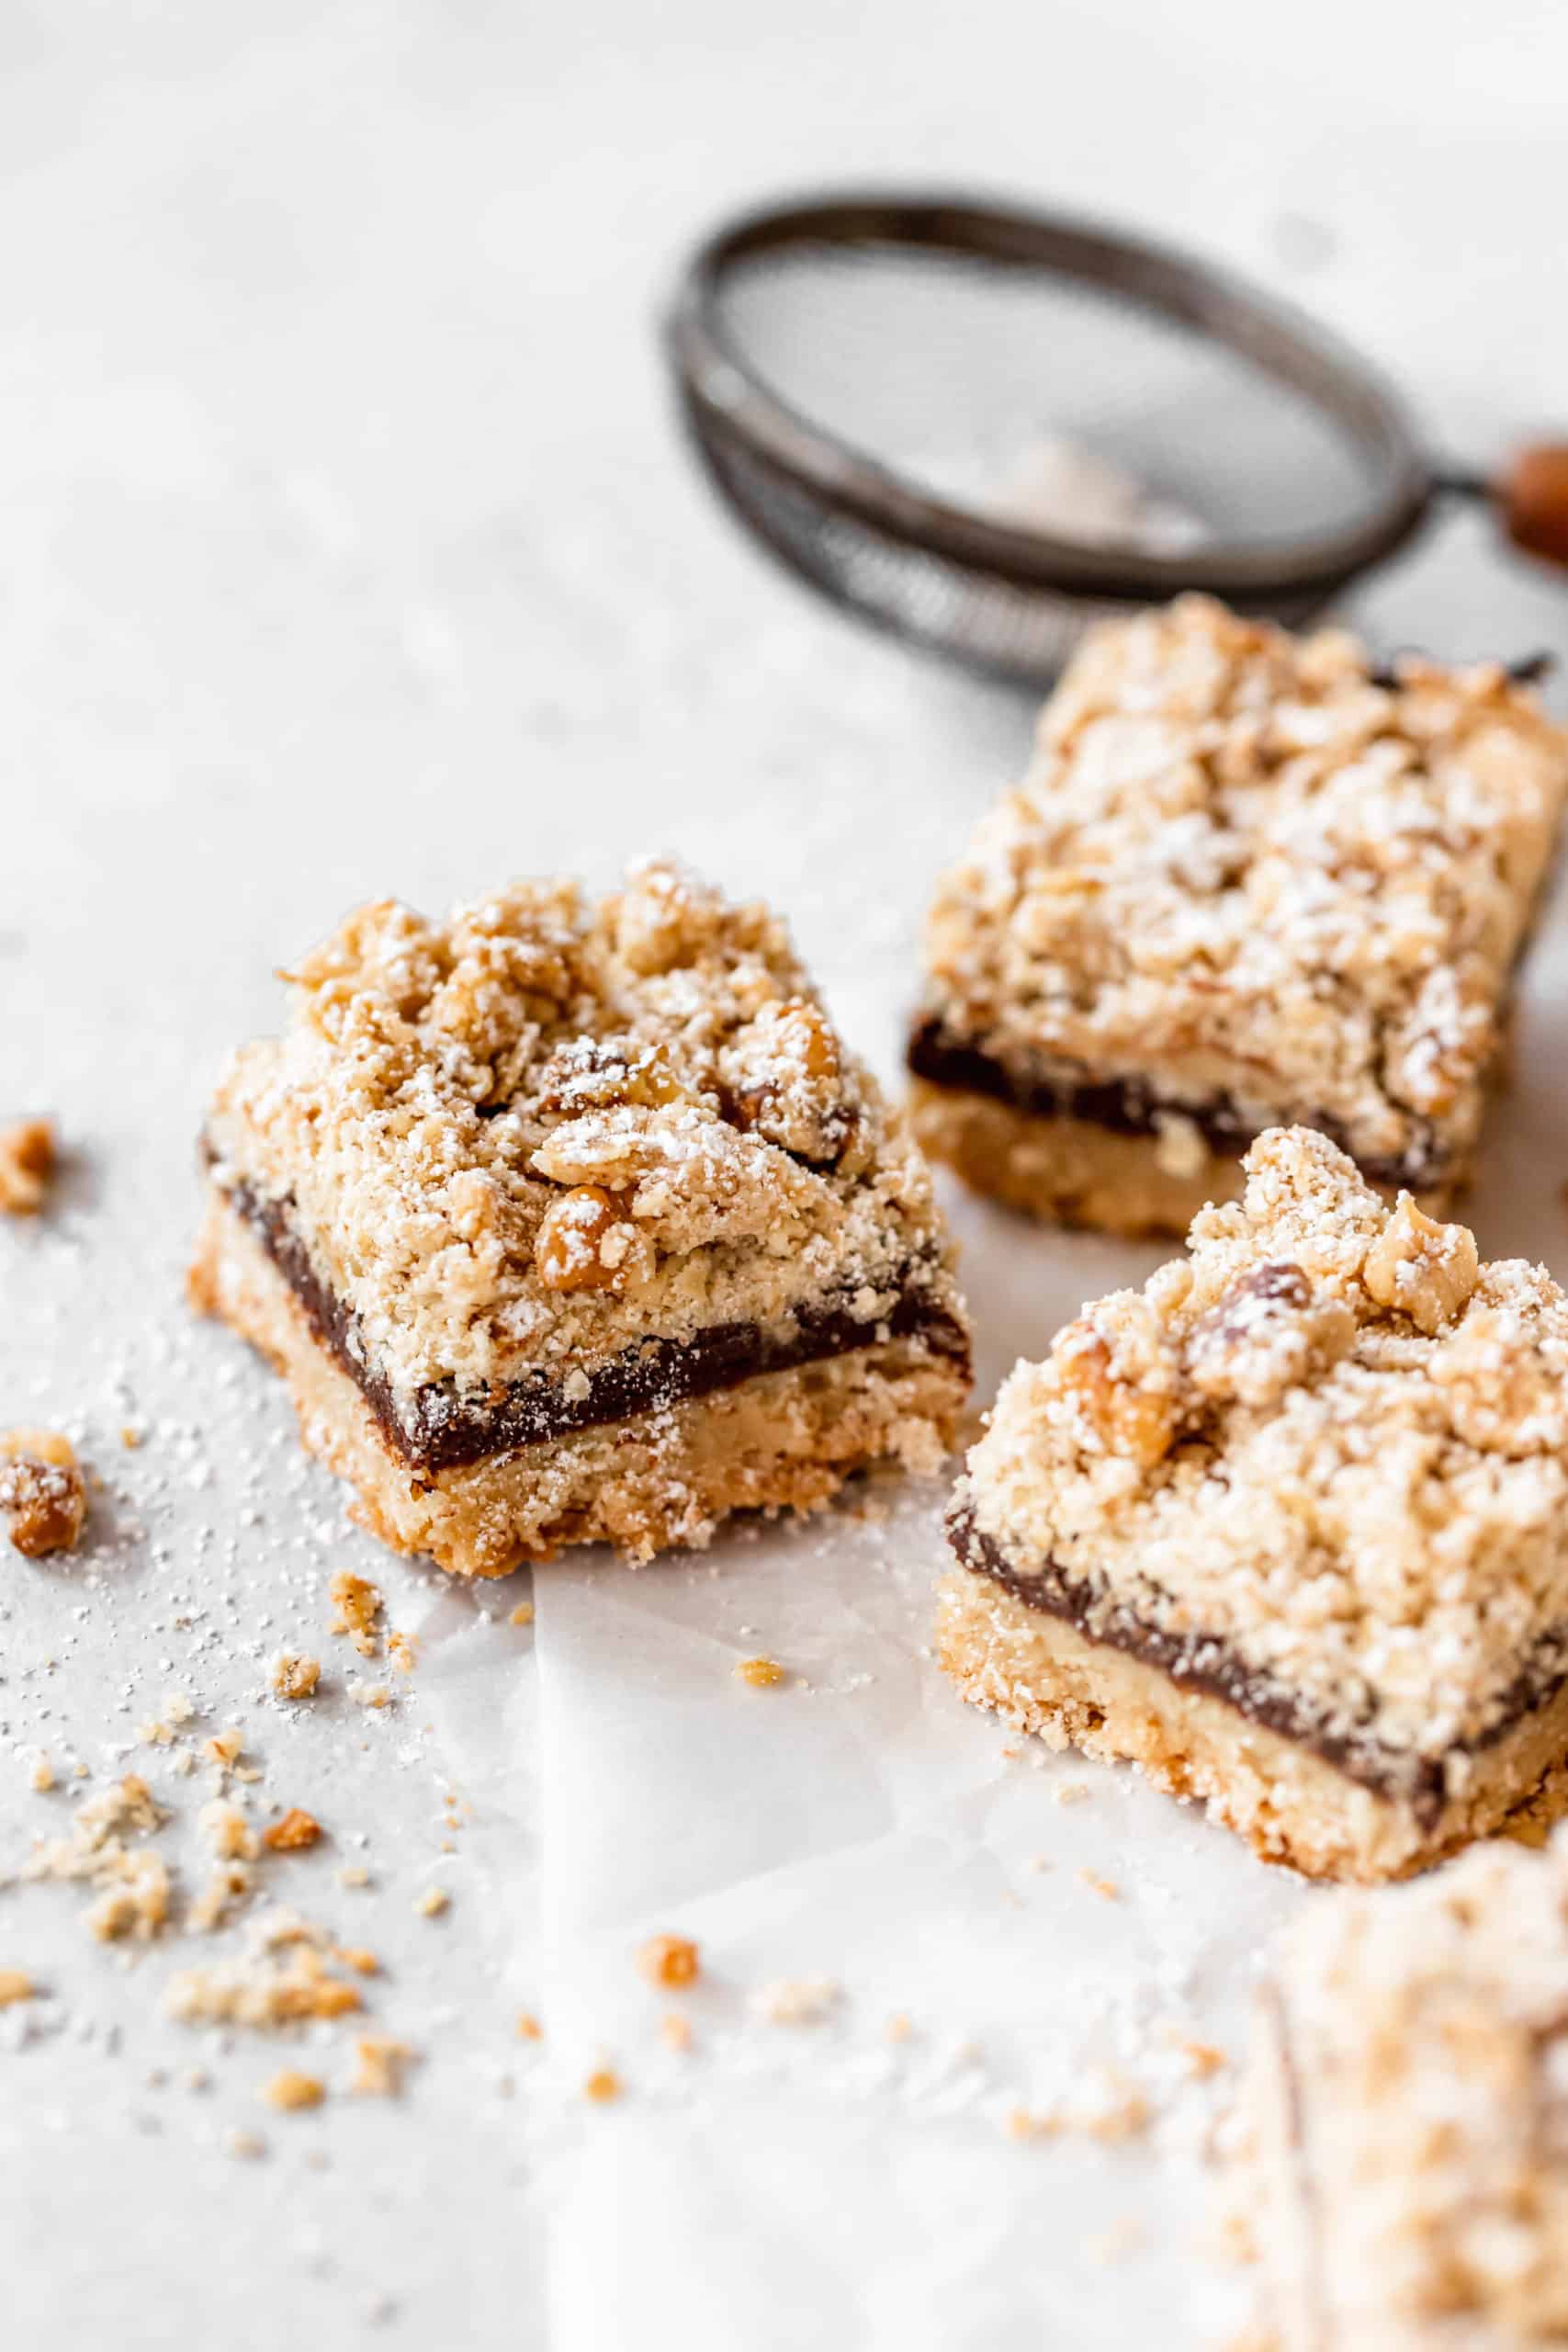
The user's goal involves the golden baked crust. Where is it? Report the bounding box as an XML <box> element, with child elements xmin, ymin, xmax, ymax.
<box><xmin>915</xmin><ymin>594</ymin><xmax>1568</xmax><ymax>1201</ymax></box>
<box><xmin>205</xmin><ymin>858</ymin><xmax>962</xmax><ymax>1423</ymax></box>
<box><xmin>1245</xmin><ymin>1832</ymin><xmax>1568</xmax><ymax>2345</ymax></box>
<box><xmin>953</xmin><ymin>1125</ymin><xmax>1568</xmax><ymax>1795</ymax></box>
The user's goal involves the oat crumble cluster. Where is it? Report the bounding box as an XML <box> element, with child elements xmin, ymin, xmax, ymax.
<box><xmin>1246</xmin><ymin>1830</ymin><xmax>1568</xmax><ymax>2347</ymax></box>
<box><xmin>911</xmin><ymin>597</ymin><xmax>1568</xmax><ymax>1231</ymax></box>
<box><xmin>192</xmin><ymin>859</ymin><xmax>967</xmax><ymax>1572</ymax></box>
<box><xmin>942</xmin><ymin>1125</ymin><xmax>1568</xmax><ymax>1878</ymax></box>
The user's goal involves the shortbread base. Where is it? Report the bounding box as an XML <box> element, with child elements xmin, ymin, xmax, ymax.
<box><xmin>935</xmin><ymin>1566</ymin><xmax>1568</xmax><ymax>1883</ymax></box>
<box><xmin>190</xmin><ymin>1195</ymin><xmax>966</xmax><ymax>1576</ymax></box>
<box><xmin>908</xmin><ymin>1080</ymin><xmax>1455</xmax><ymax>1238</ymax></box>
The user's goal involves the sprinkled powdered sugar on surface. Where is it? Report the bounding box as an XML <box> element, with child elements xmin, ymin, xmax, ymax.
<box><xmin>918</xmin><ymin>596</ymin><xmax>1568</xmax><ymax>1184</ymax></box>
<box><xmin>961</xmin><ymin>1125</ymin><xmax>1568</xmax><ymax>1764</ymax></box>
<box><xmin>203</xmin><ymin>857</ymin><xmax>960</xmax><ymax>1416</ymax></box>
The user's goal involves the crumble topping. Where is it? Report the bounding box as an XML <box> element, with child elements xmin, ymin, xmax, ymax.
<box><xmin>963</xmin><ymin>1125</ymin><xmax>1568</xmax><ymax>1763</ymax></box>
<box><xmin>919</xmin><ymin>597</ymin><xmax>1568</xmax><ymax>1179</ymax></box>
<box><xmin>1252</xmin><ymin>1828</ymin><xmax>1568</xmax><ymax>2335</ymax></box>
<box><xmin>0</xmin><ymin>1430</ymin><xmax>87</xmax><ymax>1558</ymax></box>
<box><xmin>0</xmin><ymin>1116</ymin><xmax>56</xmax><ymax>1214</ymax></box>
<box><xmin>202</xmin><ymin>858</ymin><xmax>958</xmax><ymax>1411</ymax></box>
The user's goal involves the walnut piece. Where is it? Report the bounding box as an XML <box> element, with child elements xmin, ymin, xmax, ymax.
<box><xmin>636</xmin><ymin>1932</ymin><xmax>700</xmax><ymax>1990</ymax></box>
<box><xmin>263</xmin><ymin>1807</ymin><xmax>321</xmax><ymax>1852</ymax></box>
<box><xmin>0</xmin><ymin>1431</ymin><xmax>87</xmax><ymax>1558</ymax></box>
<box><xmin>1054</xmin><ymin>1325</ymin><xmax>1178</xmax><ymax>1469</ymax></box>
<box><xmin>1187</xmin><ymin>1261</ymin><xmax>1357</xmax><ymax>1409</ymax></box>
<box><xmin>533</xmin><ymin>1183</ymin><xmax>643</xmax><ymax>1294</ymax></box>
<box><xmin>1363</xmin><ymin>1195</ymin><xmax>1481</xmax><ymax>1334</ymax></box>
<box><xmin>0</xmin><ymin>1117</ymin><xmax>55</xmax><ymax>1215</ymax></box>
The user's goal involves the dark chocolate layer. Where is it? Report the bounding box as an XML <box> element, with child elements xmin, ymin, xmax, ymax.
<box><xmin>227</xmin><ymin>1176</ymin><xmax>970</xmax><ymax>1476</ymax></box>
<box><xmin>907</xmin><ymin>1015</ymin><xmax>1444</xmax><ymax>1194</ymax></box>
<box><xmin>948</xmin><ymin>1504</ymin><xmax>1568</xmax><ymax>1826</ymax></box>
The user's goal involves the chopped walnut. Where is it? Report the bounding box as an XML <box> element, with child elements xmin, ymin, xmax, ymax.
<box><xmin>263</xmin><ymin>1808</ymin><xmax>321</xmax><ymax>1853</ymax></box>
<box><xmin>351</xmin><ymin>2036</ymin><xmax>415</xmax><ymax>2098</ymax></box>
<box><xmin>736</xmin><ymin>1657</ymin><xmax>786</xmax><ymax>1689</ymax></box>
<box><xmin>0</xmin><ymin>1431</ymin><xmax>87</xmax><ymax>1558</ymax></box>
<box><xmin>0</xmin><ymin>1117</ymin><xmax>55</xmax><ymax>1215</ymax></box>
<box><xmin>262</xmin><ymin>2069</ymin><xmax>325</xmax><ymax>2112</ymax></box>
<box><xmin>533</xmin><ymin>1182</ymin><xmax>649</xmax><ymax>1295</ymax></box>
<box><xmin>1188</xmin><ymin>1261</ymin><xmax>1357</xmax><ymax>1409</ymax></box>
<box><xmin>0</xmin><ymin>1970</ymin><xmax>36</xmax><ymax>2007</ymax></box>
<box><xmin>720</xmin><ymin>998</ymin><xmax>849</xmax><ymax>1162</ymax></box>
<box><xmin>268</xmin><ymin>1651</ymin><xmax>321</xmax><ymax>1701</ymax></box>
<box><xmin>1363</xmin><ymin>1194</ymin><xmax>1480</xmax><ymax>1334</ymax></box>
<box><xmin>1053</xmin><ymin>1321</ymin><xmax>1178</xmax><ymax>1468</ymax></box>
<box><xmin>329</xmin><ymin>1570</ymin><xmax>382</xmax><ymax>1657</ymax></box>
<box><xmin>636</xmin><ymin>1932</ymin><xmax>700</xmax><ymax>1990</ymax></box>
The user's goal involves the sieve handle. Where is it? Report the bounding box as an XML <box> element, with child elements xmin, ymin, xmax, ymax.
<box><xmin>1487</xmin><ymin>446</ymin><xmax>1568</xmax><ymax>570</ymax></box>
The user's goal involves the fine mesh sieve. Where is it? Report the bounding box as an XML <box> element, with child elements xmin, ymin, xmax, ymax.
<box><xmin>666</xmin><ymin>192</ymin><xmax>1568</xmax><ymax>684</ymax></box>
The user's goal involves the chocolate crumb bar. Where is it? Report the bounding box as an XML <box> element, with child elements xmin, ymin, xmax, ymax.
<box><xmin>939</xmin><ymin>1125</ymin><xmax>1568</xmax><ymax>1882</ymax></box>
<box><xmin>192</xmin><ymin>861</ymin><xmax>969</xmax><ymax>1575</ymax></box>
<box><xmin>1244</xmin><ymin>1830</ymin><xmax>1568</xmax><ymax>2347</ymax></box>
<box><xmin>910</xmin><ymin>595</ymin><xmax>1568</xmax><ymax>1235</ymax></box>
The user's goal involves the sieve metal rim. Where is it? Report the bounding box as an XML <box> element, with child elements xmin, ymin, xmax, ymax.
<box><xmin>666</xmin><ymin>188</ymin><xmax>1436</xmax><ymax>606</ymax></box>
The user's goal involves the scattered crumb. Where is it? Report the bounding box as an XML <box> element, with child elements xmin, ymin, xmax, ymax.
<box><xmin>329</xmin><ymin>1570</ymin><xmax>382</xmax><ymax>1657</ymax></box>
<box><xmin>351</xmin><ymin>2036</ymin><xmax>416</xmax><ymax>2098</ymax></box>
<box><xmin>752</xmin><ymin>1976</ymin><xmax>840</xmax><ymax>2026</ymax></box>
<box><xmin>29</xmin><ymin>1753</ymin><xmax>54</xmax><ymax>1793</ymax></box>
<box><xmin>1085</xmin><ymin>2217</ymin><xmax>1142</xmax><ymax>2266</ymax></box>
<box><xmin>1078</xmin><ymin>1869</ymin><xmax>1121</xmax><ymax>1902</ymax></box>
<box><xmin>120</xmin><ymin>1424</ymin><xmax>142</xmax><ymax>1450</ymax></box>
<box><xmin>508</xmin><ymin>1601</ymin><xmax>535</xmax><ymax>1627</ymax></box>
<box><xmin>263</xmin><ymin>1808</ymin><xmax>322</xmax><ymax>1853</ymax></box>
<box><xmin>735</xmin><ymin>1657</ymin><xmax>786</xmax><ymax>1690</ymax></box>
<box><xmin>332</xmin><ymin>1946</ymin><xmax>380</xmax><ymax>1977</ymax></box>
<box><xmin>0</xmin><ymin>1430</ymin><xmax>87</xmax><ymax>1558</ymax></box>
<box><xmin>1006</xmin><ymin>2076</ymin><xmax>1151</xmax><ymax>2144</ymax></box>
<box><xmin>583</xmin><ymin>2066</ymin><xmax>622</xmax><ymax>2103</ymax></box>
<box><xmin>415</xmin><ymin>1886</ymin><xmax>449</xmax><ymax>1919</ymax></box>
<box><xmin>515</xmin><ymin>2011</ymin><xmax>543</xmax><ymax>2042</ymax></box>
<box><xmin>351</xmin><ymin>1682</ymin><xmax>391</xmax><ymax>1710</ymax></box>
<box><xmin>262</xmin><ymin>2068</ymin><xmax>325</xmax><ymax>2113</ymax></box>
<box><xmin>198</xmin><ymin>1800</ymin><xmax>259</xmax><ymax>1861</ymax></box>
<box><xmin>660</xmin><ymin>2011</ymin><xmax>693</xmax><ymax>2053</ymax></box>
<box><xmin>884</xmin><ymin>2012</ymin><xmax>914</xmax><ymax>2044</ymax></box>
<box><xmin>636</xmin><ymin>1932</ymin><xmax>700</xmax><ymax>1991</ymax></box>
<box><xmin>338</xmin><ymin>1865</ymin><xmax>372</xmax><ymax>1891</ymax></box>
<box><xmin>1176</xmin><ymin>2036</ymin><xmax>1228</xmax><ymax>2080</ymax></box>
<box><xmin>0</xmin><ymin>1970</ymin><xmax>36</xmax><ymax>2007</ymax></box>
<box><xmin>224</xmin><ymin>2129</ymin><xmax>267</xmax><ymax>2162</ymax></box>
<box><xmin>188</xmin><ymin>1863</ymin><xmax>254</xmax><ymax>1934</ymax></box>
<box><xmin>1054</xmin><ymin>1781</ymin><xmax>1091</xmax><ymax>1805</ymax></box>
<box><xmin>268</xmin><ymin>1651</ymin><xmax>321</xmax><ymax>1702</ymax></box>
<box><xmin>23</xmin><ymin>1774</ymin><xmax>170</xmax><ymax>1941</ymax></box>
<box><xmin>0</xmin><ymin>1116</ymin><xmax>55</xmax><ymax>1215</ymax></box>
<box><xmin>166</xmin><ymin>1914</ymin><xmax>363</xmax><ymax>2027</ymax></box>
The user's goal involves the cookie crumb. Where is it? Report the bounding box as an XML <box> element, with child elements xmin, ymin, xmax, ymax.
<box><xmin>884</xmin><ymin>2012</ymin><xmax>914</xmax><ymax>2044</ymax></box>
<box><xmin>29</xmin><ymin>1753</ymin><xmax>55</xmax><ymax>1793</ymax></box>
<box><xmin>752</xmin><ymin>1976</ymin><xmax>840</xmax><ymax>2026</ymax></box>
<box><xmin>1054</xmin><ymin>1780</ymin><xmax>1090</xmax><ymax>1806</ymax></box>
<box><xmin>736</xmin><ymin>1656</ymin><xmax>786</xmax><ymax>1690</ymax></box>
<box><xmin>0</xmin><ymin>1970</ymin><xmax>36</xmax><ymax>2007</ymax></box>
<box><xmin>1078</xmin><ymin>1868</ymin><xmax>1121</xmax><ymax>1902</ymax></box>
<box><xmin>387</xmin><ymin>1630</ymin><xmax>418</xmax><ymax>1676</ymax></box>
<box><xmin>415</xmin><ymin>1886</ymin><xmax>449</xmax><ymax>1919</ymax></box>
<box><xmin>198</xmin><ymin>1800</ymin><xmax>259</xmax><ymax>1861</ymax></box>
<box><xmin>329</xmin><ymin>1570</ymin><xmax>382</xmax><ymax>1657</ymax></box>
<box><xmin>1176</xmin><ymin>2036</ymin><xmax>1228</xmax><ymax>2079</ymax></box>
<box><xmin>338</xmin><ymin>1864</ymin><xmax>372</xmax><ymax>1891</ymax></box>
<box><xmin>515</xmin><ymin>2010</ymin><xmax>543</xmax><ymax>2042</ymax></box>
<box><xmin>0</xmin><ymin>1431</ymin><xmax>87</xmax><ymax>1558</ymax></box>
<box><xmin>120</xmin><ymin>1424</ymin><xmax>142</xmax><ymax>1450</ymax></box>
<box><xmin>351</xmin><ymin>2036</ymin><xmax>415</xmax><ymax>2098</ymax></box>
<box><xmin>636</xmin><ymin>1932</ymin><xmax>700</xmax><ymax>1990</ymax></box>
<box><xmin>0</xmin><ymin>1117</ymin><xmax>55</xmax><ymax>1215</ymax></box>
<box><xmin>263</xmin><ymin>1807</ymin><xmax>321</xmax><ymax>1853</ymax></box>
<box><xmin>583</xmin><ymin>2066</ymin><xmax>623</xmax><ymax>2103</ymax></box>
<box><xmin>268</xmin><ymin>1651</ymin><xmax>321</xmax><ymax>1701</ymax></box>
<box><xmin>332</xmin><ymin>1946</ymin><xmax>380</xmax><ymax>1977</ymax></box>
<box><xmin>660</xmin><ymin>2011</ymin><xmax>693</xmax><ymax>2053</ymax></box>
<box><xmin>224</xmin><ymin>2128</ymin><xmax>267</xmax><ymax>2161</ymax></box>
<box><xmin>508</xmin><ymin>1600</ymin><xmax>535</xmax><ymax>1627</ymax></box>
<box><xmin>261</xmin><ymin>2068</ymin><xmax>325</xmax><ymax>2112</ymax></box>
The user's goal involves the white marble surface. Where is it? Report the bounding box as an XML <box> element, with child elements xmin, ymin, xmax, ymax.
<box><xmin>3</xmin><ymin>5</ymin><xmax>1567</xmax><ymax>2346</ymax></box>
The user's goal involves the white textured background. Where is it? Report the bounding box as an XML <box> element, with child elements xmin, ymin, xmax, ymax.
<box><xmin>3</xmin><ymin>5</ymin><xmax>1567</xmax><ymax>2346</ymax></box>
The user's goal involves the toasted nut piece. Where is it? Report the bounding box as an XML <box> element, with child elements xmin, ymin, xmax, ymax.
<box><xmin>0</xmin><ymin>1118</ymin><xmax>56</xmax><ymax>1214</ymax></box>
<box><xmin>0</xmin><ymin>1432</ymin><xmax>87</xmax><ymax>1557</ymax></box>
<box><xmin>1363</xmin><ymin>1195</ymin><xmax>1480</xmax><ymax>1334</ymax></box>
<box><xmin>263</xmin><ymin>1808</ymin><xmax>321</xmax><ymax>1853</ymax></box>
<box><xmin>1188</xmin><ymin>1261</ymin><xmax>1357</xmax><ymax>1409</ymax></box>
<box><xmin>637</xmin><ymin>1933</ymin><xmax>700</xmax><ymax>1990</ymax></box>
<box><xmin>1055</xmin><ymin>1327</ymin><xmax>1178</xmax><ymax>1469</ymax></box>
<box><xmin>534</xmin><ymin>1184</ymin><xmax>635</xmax><ymax>1293</ymax></box>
